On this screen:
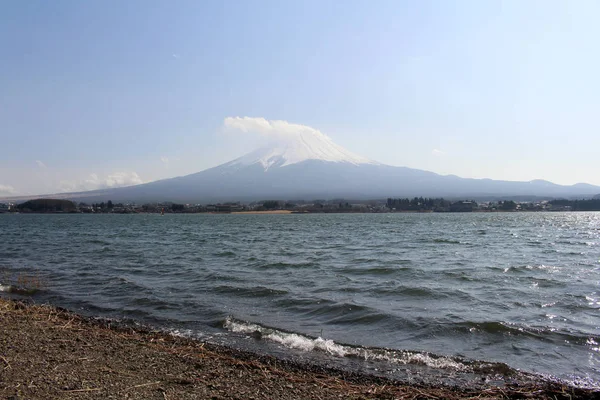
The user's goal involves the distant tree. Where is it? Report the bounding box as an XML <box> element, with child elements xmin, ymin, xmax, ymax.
<box><xmin>500</xmin><ymin>200</ymin><xmax>517</xmax><ymax>210</ymax></box>
<box><xmin>171</xmin><ymin>203</ymin><xmax>185</xmax><ymax>212</ymax></box>
<box><xmin>549</xmin><ymin>199</ymin><xmax>600</xmax><ymax>211</ymax></box>
<box><xmin>17</xmin><ymin>199</ymin><xmax>77</xmax><ymax>213</ymax></box>
<box><xmin>577</xmin><ymin>199</ymin><xmax>600</xmax><ymax>211</ymax></box>
<box><xmin>263</xmin><ymin>200</ymin><xmax>279</xmax><ymax>210</ymax></box>
<box><xmin>449</xmin><ymin>200</ymin><xmax>476</xmax><ymax>212</ymax></box>
<box><xmin>107</xmin><ymin>200</ymin><xmax>114</xmax><ymax>209</ymax></box>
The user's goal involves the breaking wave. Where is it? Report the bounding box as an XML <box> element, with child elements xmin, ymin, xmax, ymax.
<box><xmin>224</xmin><ymin>317</ymin><xmax>469</xmax><ymax>371</ymax></box>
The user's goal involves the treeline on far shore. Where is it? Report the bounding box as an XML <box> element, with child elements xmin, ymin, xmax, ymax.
<box><xmin>13</xmin><ymin>199</ymin><xmax>78</xmax><ymax>213</ymax></box>
<box><xmin>546</xmin><ymin>199</ymin><xmax>600</xmax><ymax>211</ymax></box>
<box><xmin>386</xmin><ymin>197</ymin><xmax>600</xmax><ymax>212</ymax></box>
<box><xmin>3</xmin><ymin>197</ymin><xmax>600</xmax><ymax>214</ymax></box>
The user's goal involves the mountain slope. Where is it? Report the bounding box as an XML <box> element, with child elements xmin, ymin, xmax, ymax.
<box><xmin>60</xmin><ymin>162</ymin><xmax>600</xmax><ymax>204</ymax></box>
<box><xmin>21</xmin><ymin>133</ymin><xmax>600</xmax><ymax>203</ymax></box>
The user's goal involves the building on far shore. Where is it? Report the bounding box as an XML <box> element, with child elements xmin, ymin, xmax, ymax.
<box><xmin>0</xmin><ymin>203</ymin><xmax>9</xmax><ymax>213</ymax></box>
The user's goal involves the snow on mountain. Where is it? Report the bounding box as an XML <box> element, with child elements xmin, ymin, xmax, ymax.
<box><xmin>225</xmin><ymin>130</ymin><xmax>378</xmax><ymax>171</ymax></box>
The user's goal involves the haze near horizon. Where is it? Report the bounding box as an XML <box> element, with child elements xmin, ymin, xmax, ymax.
<box><xmin>1</xmin><ymin>0</ymin><xmax>599</xmax><ymax>196</ymax></box>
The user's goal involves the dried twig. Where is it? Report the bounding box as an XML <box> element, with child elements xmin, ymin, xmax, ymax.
<box><xmin>61</xmin><ymin>317</ymin><xmax>75</xmax><ymax>329</ymax></box>
<box><xmin>414</xmin><ymin>387</ymin><xmax>440</xmax><ymax>399</ymax></box>
<box><xmin>63</xmin><ymin>388</ymin><xmax>102</xmax><ymax>393</ymax></box>
<box><xmin>1</xmin><ymin>355</ymin><xmax>11</xmax><ymax>370</ymax></box>
<box><xmin>125</xmin><ymin>381</ymin><xmax>162</xmax><ymax>390</ymax></box>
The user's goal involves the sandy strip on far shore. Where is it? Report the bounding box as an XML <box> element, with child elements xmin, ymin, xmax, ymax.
<box><xmin>0</xmin><ymin>297</ymin><xmax>593</xmax><ymax>399</ymax></box>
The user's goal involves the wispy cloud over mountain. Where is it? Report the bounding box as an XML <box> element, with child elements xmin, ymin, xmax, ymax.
<box><xmin>60</xmin><ymin>172</ymin><xmax>143</xmax><ymax>193</ymax></box>
<box><xmin>0</xmin><ymin>184</ymin><xmax>16</xmax><ymax>195</ymax></box>
<box><xmin>160</xmin><ymin>156</ymin><xmax>170</xmax><ymax>168</ymax></box>
<box><xmin>224</xmin><ymin>117</ymin><xmax>330</xmax><ymax>143</ymax></box>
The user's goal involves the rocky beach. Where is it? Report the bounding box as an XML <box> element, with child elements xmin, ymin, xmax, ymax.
<box><xmin>0</xmin><ymin>298</ymin><xmax>595</xmax><ymax>400</ymax></box>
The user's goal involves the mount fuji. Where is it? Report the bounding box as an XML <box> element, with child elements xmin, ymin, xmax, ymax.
<box><xmin>34</xmin><ymin>128</ymin><xmax>600</xmax><ymax>203</ymax></box>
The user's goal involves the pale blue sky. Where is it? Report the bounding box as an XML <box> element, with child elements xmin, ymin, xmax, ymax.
<box><xmin>1</xmin><ymin>0</ymin><xmax>599</xmax><ymax>195</ymax></box>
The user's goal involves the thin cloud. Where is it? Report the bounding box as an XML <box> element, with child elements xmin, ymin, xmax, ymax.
<box><xmin>172</xmin><ymin>53</ymin><xmax>180</xmax><ymax>59</ymax></box>
<box><xmin>0</xmin><ymin>184</ymin><xmax>16</xmax><ymax>195</ymax></box>
<box><xmin>60</xmin><ymin>172</ymin><xmax>144</xmax><ymax>193</ymax></box>
<box><xmin>35</xmin><ymin>160</ymin><xmax>47</xmax><ymax>168</ymax></box>
<box><xmin>432</xmin><ymin>149</ymin><xmax>445</xmax><ymax>156</ymax></box>
<box><xmin>160</xmin><ymin>156</ymin><xmax>170</xmax><ymax>168</ymax></box>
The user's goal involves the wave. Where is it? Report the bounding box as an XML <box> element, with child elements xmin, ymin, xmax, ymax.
<box><xmin>212</xmin><ymin>284</ymin><xmax>289</xmax><ymax>298</ymax></box>
<box><xmin>213</xmin><ymin>251</ymin><xmax>236</xmax><ymax>257</ymax></box>
<box><xmin>223</xmin><ymin>317</ymin><xmax>470</xmax><ymax>371</ymax></box>
<box><xmin>105</xmin><ymin>276</ymin><xmax>153</xmax><ymax>294</ymax></box>
<box><xmin>453</xmin><ymin>320</ymin><xmax>599</xmax><ymax>345</ymax></box>
<box><xmin>0</xmin><ymin>283</ymin><xmax>39</xmax><ymax>295</ymax></box>
<box><xmin>86</xmin><ymin>239</ymin><xmax>111</xmax><ymax>245</ymax></box>
<box><xmin>371</xmin><ymin>285</ymin><xmax>477</xmax><ymax>302</ymax></box>
<box><xmin>256</xmin><ymin>261</ymin><xmax>317</xmax><ymax>270</ymax></box>
<box><xmin>417</xmin><ymin>238</ymin><xmax>462</xmax><ymax>244</ymax></box>
<box><xmin>432</xmin><ymin>238</ymin><xmax>462</xmax><ymax>244</ymax></box>
<box><xmin>337</xmin><ymin>265</ymin><xmax>407</xmax><ymax>276</ymax></box>
<box><xmin>491</xmin><ymin>264</ymin><xmax>561</xmax><ymax>274</ymax></box>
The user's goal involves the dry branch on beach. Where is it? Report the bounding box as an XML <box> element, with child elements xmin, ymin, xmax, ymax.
<box><xmin>0</xmin><ymin>297</ymin><xmax>595</xmax><ymax>399</ymax></box>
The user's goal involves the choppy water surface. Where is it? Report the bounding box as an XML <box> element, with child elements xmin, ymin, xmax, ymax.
<box><xmin>1</xmin><ymin>212</ymin><xmax>599</xmax><ymax>387</ymax></box>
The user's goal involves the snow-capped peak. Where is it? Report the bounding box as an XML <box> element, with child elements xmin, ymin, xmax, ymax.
<box><xmin>228</xmin><ymin>131</ymin><xmax>378</xmax><ymax>171</ymax></box>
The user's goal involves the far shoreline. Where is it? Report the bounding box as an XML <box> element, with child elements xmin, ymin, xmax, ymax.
<box><xmin>230</xmin><ymin>210</ymin><xmax>294</xmax><ymax>215</ymax></box>
<box><xmin>3</xmin><ymin>209</ymin><xmax>598</xmax><ymax>215</ymax></box>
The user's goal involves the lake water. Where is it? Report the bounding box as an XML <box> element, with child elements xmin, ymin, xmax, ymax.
<box><xmin>1</xmin><ymin>212</ymin><xmax>599</xmax><ymax>388</ymax></box>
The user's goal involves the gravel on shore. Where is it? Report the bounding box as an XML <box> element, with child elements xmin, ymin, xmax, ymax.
<box><xmin>0</xmin><ymin>297</ymin><xmax>595</xmax><ymax>399</ymax></box>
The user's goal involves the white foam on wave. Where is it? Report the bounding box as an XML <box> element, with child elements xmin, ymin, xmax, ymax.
<box><xmin>168</xmin><ymin>328</ymin><xmax>196</xmax><ymax>338</ymax></box>
<box><xmin>223</xmin><ymin>317</ymin><xmax>468</xmax><ymax>371</ymax></box>
<box><xmin>0</xmin><ymin>284</ymin><xmax>11</xmax><ymax>292</ymax></box>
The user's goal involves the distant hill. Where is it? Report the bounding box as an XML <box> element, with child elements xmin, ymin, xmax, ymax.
<box><xmin>594</xmin><ymin>194</ymin><xmax>600</xmax><ymax>200</ymax></box>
